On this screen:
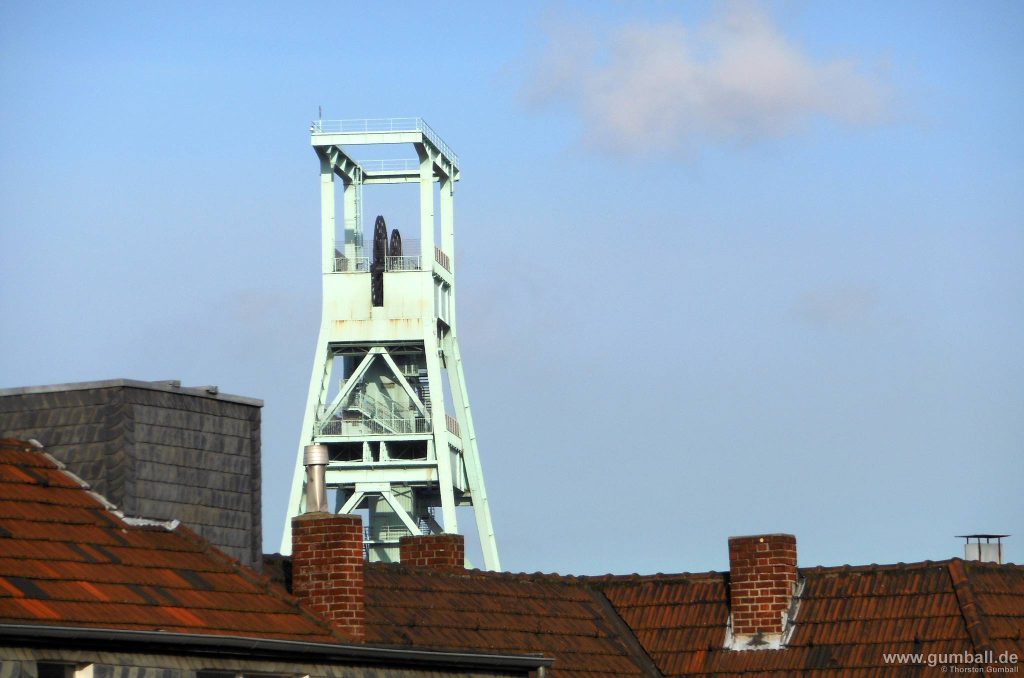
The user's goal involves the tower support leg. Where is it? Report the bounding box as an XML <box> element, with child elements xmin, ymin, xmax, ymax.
<box><xmin>281</xmin><ymin>324</ymin><xmax>333</xmax><ymax>554</ymax></box>
<box><xmin>445</xmin><ymin>333</ymin><xmax>500</xmax><ymax>570</ymax></box>
<box><xmin>424</xmin><ymin>328</ymin><xmax>458</xmax><ymax>534</ymax></box>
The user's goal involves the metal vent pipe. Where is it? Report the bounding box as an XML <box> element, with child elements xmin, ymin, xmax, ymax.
<box><xmin>303</xmin><ymin>444</ymin><xmax>330</xmax><ymax>513</ymax></box>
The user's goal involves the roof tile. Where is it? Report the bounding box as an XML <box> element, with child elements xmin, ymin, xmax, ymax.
<box><xmin>364</xmin><ymin>565</ymin><xmax>650</xmax><ymax>676</ymax></box>
<box><xmin>0</xmin><ymin>438</ymin><xmax>345</xmax><ymax>644</ymax></box>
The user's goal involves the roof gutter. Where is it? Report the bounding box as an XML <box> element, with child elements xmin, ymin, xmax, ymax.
<box><xmin>0</xmin><ymin>624</ymin><xmax>553</xmax><ymax>672</ymax></box>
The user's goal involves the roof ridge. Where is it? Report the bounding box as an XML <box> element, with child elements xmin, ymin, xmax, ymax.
<box><xmin>948</xmin><ymin>558</ymin><xmax>994</xmax><ymax>655</ymax></box>
<box><xmin>369</xmin><ymin>557</ymin><xmax>1009</xmax><ymax>584</ymax></box>
<box><xmin>0</xmin><ymin>439</ymin><xmax>60</xmax><ymax>468</ymax></box>
<box><xmin>948</xmin><ymin>558</ymin><xmax>1024</xmax><ymax>570</ymax></box>
<box><xmin>587</xmin><ymin>585</ymin><xmax>665</xmax><ymax>678</ymax></box>
<box><xmin>367</xmin><ymin>562</ymin><xmax>612</xmax><ymax>588</ymax></box>
<box><xmin>799</xmin><ymin>559</ymin><xmax>957</xmax><ymax>574</ymax></box>
<box><xmin>583</xmin><ymin>571</ymin><xmax>723</xmax><ymax>585</ymax></box>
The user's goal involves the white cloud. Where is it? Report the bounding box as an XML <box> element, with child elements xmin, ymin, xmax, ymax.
<box><xmin>524</xmin><ymin>3</ymin><xmax>890</xmax><ymax>154</ymax></box>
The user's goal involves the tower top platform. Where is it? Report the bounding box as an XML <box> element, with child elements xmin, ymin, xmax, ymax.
<box><xmin>311</xmin><ymin>118</ymin><xmax>459</xmax><ymax>183</ymax></box>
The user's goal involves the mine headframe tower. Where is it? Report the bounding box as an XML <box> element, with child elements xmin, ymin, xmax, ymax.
<box><xmin>281</xmin><ymin>118</ymin><xmax>500</xmax><ymax>570</ymax></box>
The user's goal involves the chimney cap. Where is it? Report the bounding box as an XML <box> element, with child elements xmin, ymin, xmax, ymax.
<box><xmin>957</xmin><ymin>534</ymin><xmax>1009</xmax><ymax>540</ymax></box>
<box><xmin>729</xmin><ymin>533</ymin><xmax>796</xmax><ymax>541</ymax></box>
<box><xmin>303</xmin><ymin>443</ymin><xmax>330</xmax><ymax>466</ymax></box>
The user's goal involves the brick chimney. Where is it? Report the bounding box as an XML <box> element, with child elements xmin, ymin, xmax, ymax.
<box><xmin>292</xmin><ymin>512</ymin><xmax>365</xmax><ymax>641</ymax></box>
<box><xmin>400</xmin><ymin>533</ymin><xmax>465</xmax><ymax>569</ymax></box>
<box><xmin>727</xmin><ymin>534</ymin><xmax>798</xmax><ymax>645</ymax></box>
<box><xmin>290</xmin><ymin>445</ymin><xmax>364</xmax><ymax>641</ymax></box>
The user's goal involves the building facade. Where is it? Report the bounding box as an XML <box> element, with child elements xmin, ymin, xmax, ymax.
<box><xmin>0</xmin><ymin>380</ymin><xmax>263</xmax><ymax>569</ymax></box>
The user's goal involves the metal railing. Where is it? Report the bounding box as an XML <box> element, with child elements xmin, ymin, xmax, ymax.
<box><xmin>434</xmin><ymin>247</ymin><xmax>451</xmax><ymax>272</ymax></box>
<box><xmin>367</xmin><ymin>524</ymin><xmax>424</xmax><ymax>543</ymax></box>
<box><xmin>316</xmin><ymin>414</ymin><xmax>431</xmax><ymax>437</ymax></box>
<box><xmin>332</xmin><ymin>253</ymin><xmax>422</xmax><ymax>272</ymax></box>
<box><xmin>363</xmin><ymin>416</ymin><xmax>430</xmax><ymax>435</ymax></box>
<box><xmin>310</xmin><ymin>118</ymin><xmax>459</xmax><ymax>166</ymax></box>
<box><xmin>315</xmin><ymin>391</ymin><xmax>431</xmax><ymax>436</ymax></box>
<box><xmin>334</xmin><ymin>256</ymin><xmax>369</xmax><ymax>273</ymax></box>
<box><xmin>312</xmin><ymin>117</ymin><xmax>420</xmax><ymax>134</ymax></box>
<box><xmin>446</xmin><ymin>415</ymin><xmax>460</xmax><ymax>438</ymax></box>
<box><xmin>360</xmin><ymin>158</ymin><xmax>420</xmax><ymax>173</ymax></box>
<box><xmin>350</xmin><ymin>390</ymin><xmax>399</xmax><ymax>422</ymax></box>
<box><xmin>317</xmin><ymin>419</ymin><xmax>345</xmax><ymax>436</ymax></box>
<box><xmin>354</xmin><ymin>390</ymin><xmax>431</xmax><ymax>434</ymax></box>
<box><xmin>386</xmin><ymin>255</ymin><xmax>421</xmax><ymax>271</ymax></box>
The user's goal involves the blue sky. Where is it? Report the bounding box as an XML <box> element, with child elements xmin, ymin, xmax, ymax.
<box><xmin>1</xmin><ymin>1</ymin><xmax>1022</xmax><ymax>573</ymax></box>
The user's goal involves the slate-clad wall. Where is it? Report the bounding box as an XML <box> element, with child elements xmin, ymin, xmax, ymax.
<box><xmin>0</xmin><ymin>387</ymin><xmax>130</xmax><ymax>506</ymax></box>
<box><xmin>0</xmin><ymin>381</ymin><xmax>262</xmax><ymax>569</ymax></box>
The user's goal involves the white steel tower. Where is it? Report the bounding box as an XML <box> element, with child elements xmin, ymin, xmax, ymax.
<box><xmin>281</xmin><ymin>118</ymin><xmax>500</xmax><ymax>570</ymax></box>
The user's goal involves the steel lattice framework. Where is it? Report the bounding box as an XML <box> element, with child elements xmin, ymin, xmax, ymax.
<box><xmin>281</xmin><ymin>118</ymin><xmax>500</xmax><ymax>570</ymax></box>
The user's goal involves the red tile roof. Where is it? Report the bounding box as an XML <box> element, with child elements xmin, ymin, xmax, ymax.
<box><xmin>0</xmin><ymin>439</ymin><xmax>344</xmax><ymax>644</ymax></box>
<box><xmin>952</xmin><ymin>559</ymin><xmax>1024</xmax><ymax>655</ymax></box>
<box><xmin>9</xmin><ymin>434</ymin><xmax>1020</xmax><ymax>674</ymax></box>
<box><xmin>351</xmin><ymin>558</ymin><xmax>1024</xmax><ymax>677</ymax></box>
<box><xmin>593</xmin><ymin>561</ymin><xmax>1024</xmax><ymax>676</ymax></box>
<box><xmin>363</xmin><ymin>565</ymin><xmax>658</xmax><ymax>676</ymax></box>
